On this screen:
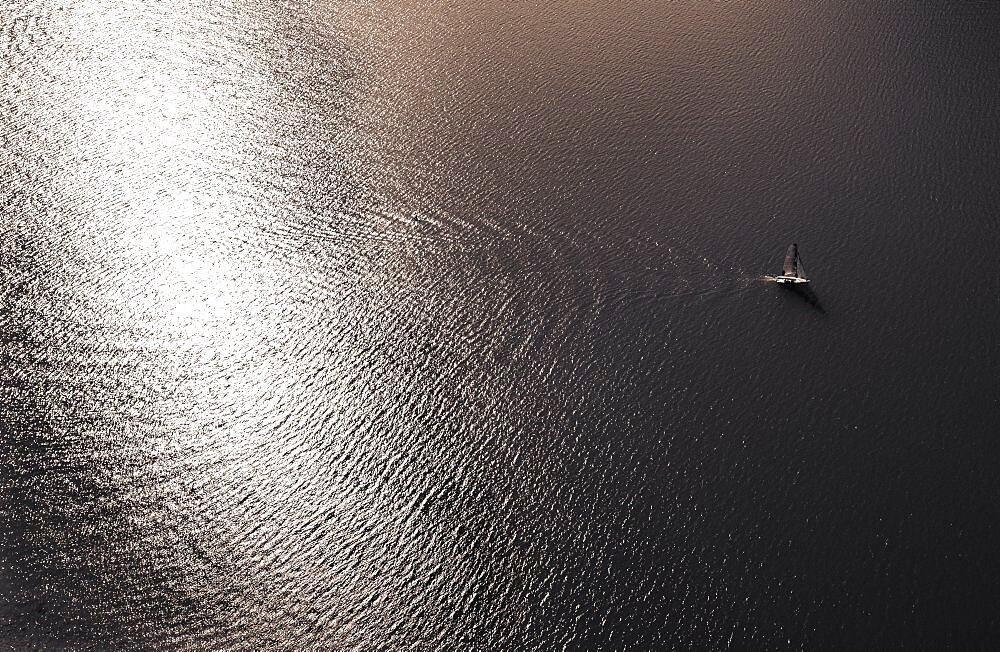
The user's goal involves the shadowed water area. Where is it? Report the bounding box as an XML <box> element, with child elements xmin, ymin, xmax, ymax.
<box><xmin>2</xmin><ymin>1</ymin><xmax>1000</xmax><ymax>648</ymax></box>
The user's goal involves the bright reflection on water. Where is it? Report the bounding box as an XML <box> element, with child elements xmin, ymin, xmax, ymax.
<box><xmin>4</xmin><ymin>0</ymin><xmax>1000</xmax><ymax>648</ymax></box>
<box><xmin>4</xmin><ymin>0</ymin><xmax>417</xmax><ymax>646</ymax></box>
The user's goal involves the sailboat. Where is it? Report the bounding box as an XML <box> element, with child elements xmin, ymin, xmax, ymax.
<box><xmin>774</xmin><ymin>243</ymin><xmax>810</xmax><ymax>284</ymax></box>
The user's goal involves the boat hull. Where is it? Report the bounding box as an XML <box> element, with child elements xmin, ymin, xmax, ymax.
<box><xmin>774</xmin><ymin>276</ymin><xmax>810</xmax><ymax>284</ymax></box>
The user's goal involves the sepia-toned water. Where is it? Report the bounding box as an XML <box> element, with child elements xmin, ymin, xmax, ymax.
<box><xmin>2</xmin><ymin>1</ymin><xmax>999</xmax><ymax>648</ymax></box>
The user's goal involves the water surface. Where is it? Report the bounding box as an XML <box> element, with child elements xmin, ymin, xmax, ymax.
<box><xmin>2</xmin><ymin>1</ymin><xmax>999</xmax><ymax>648</ymax></box>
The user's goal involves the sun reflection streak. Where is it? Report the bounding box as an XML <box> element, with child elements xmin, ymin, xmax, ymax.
<box><xmin>16</xmin><ymin>0</ymin><xmax>395</xmax><ymax>631</ymax></box>
<box><xmin>7</xmin><ymin>0</ymin><xmax>498</xmax><ymax>643</ymax></box>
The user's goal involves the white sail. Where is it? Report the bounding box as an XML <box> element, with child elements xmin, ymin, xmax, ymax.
<box><xmin>783</xmin><ymin>244</ymin><xmax>798</xmax><ymax>276</ymax></box>
<box><xmin>774</xmin><ymin>243</ymin><xmax>809</xmax><ymax>284</ymax></box>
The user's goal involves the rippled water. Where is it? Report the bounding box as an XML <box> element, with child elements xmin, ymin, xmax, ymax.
<box><xmin>3</xmin><ymin>1</ymin><xmax>1000</xmax><ymax>648</ymax></box>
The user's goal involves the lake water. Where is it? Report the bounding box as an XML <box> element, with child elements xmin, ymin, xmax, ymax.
<box><xmin>2</xmin><ymin>1</ymin><xmax>999</xmax><ymax>648</ymax></box>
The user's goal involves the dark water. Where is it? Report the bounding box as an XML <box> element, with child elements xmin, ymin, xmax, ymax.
<box><xmin>3</xmin><ymin>1</ymin><xmax>1000</xmax><ymax>648</ymax></box>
